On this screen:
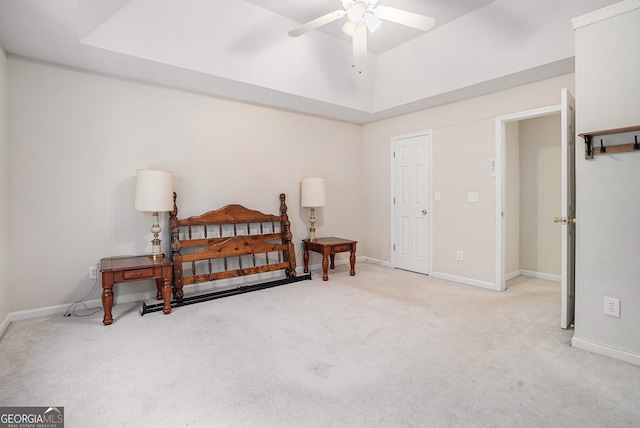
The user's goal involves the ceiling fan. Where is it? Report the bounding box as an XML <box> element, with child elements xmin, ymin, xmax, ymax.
<box><xmin>288</xmin><ymin>0</ymin><xmax>436</xmax><ymax>72</ymax></box>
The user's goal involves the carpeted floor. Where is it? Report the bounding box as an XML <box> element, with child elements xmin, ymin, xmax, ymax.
<box><xmin>1</xmin><ymin>263</ymin><xmax>639</xmax><ymax>427</ymax></box>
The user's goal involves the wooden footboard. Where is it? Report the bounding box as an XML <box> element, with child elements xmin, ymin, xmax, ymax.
<box><xmin>166</xmin><ymin>193</ymin><xmax>304</xmax><ymax>306</ymax></box>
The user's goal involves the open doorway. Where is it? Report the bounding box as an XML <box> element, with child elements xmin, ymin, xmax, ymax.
<box><xmin>505</xmin><ymin>114</ymin><xmax>562</xmax><ymax>286</ymax></box>
<box><xmin>495</xmin><ymin>89</ymin><xmax>576</xmax><ymax>329</ymax></box>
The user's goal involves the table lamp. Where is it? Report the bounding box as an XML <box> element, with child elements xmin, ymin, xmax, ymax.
<box><xmin>300</xmin><ymin>177</ymin><xmax>327</xmax><ymax>241</ymax></box>
<box><xmin>134</xmin><ymin>169</ymin><xmax>174</xmax><ymax>259</ymax></box>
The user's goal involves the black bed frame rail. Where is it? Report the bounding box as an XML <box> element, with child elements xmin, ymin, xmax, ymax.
<box><xmin>140</xmin><ymin>273</ymin><xmax>312</xmax><ymax>316</ymax></box>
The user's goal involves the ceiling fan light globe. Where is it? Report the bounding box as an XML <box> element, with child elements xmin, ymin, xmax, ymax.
<box><xmin>348</xmin><ymin>2</ymin><xmax>367</xmax><ymax>22</ymax></box>
<box><xmin>342</xmin><ymin>20</ymin><xmax>357</xmax><ymax>36</ymax></box>
<box><xmin>342</xmin><ymin>0</ymin><xmax>355</xmax><ymax>10</ymax></box>
<box><xmin>364</xmin><ymin>12</ymin><xmax>381</xmax><ymax>32</ymax></box>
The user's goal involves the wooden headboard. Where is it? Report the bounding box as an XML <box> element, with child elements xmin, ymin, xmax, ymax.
<box><xmin>167</xmin><ymin>193</ymin><xmax>307</xmax><ymax>307</ymax></box>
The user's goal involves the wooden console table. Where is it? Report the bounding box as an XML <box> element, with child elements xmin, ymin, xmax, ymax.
<box><xmin>302</xmin><ymin>237</ymin><xmax>357</xmax><ymax>281</ymax></box>
<box><xmin>99</xmin><ymin>255</ymin><xmax>173</xmax><ymax>325</ymax></box>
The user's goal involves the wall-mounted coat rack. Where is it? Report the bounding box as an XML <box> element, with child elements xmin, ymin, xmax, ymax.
<box><xmin>580</xmin><ymin>125</ymin><xmax>640</xmax><ymax>159</ymax></box>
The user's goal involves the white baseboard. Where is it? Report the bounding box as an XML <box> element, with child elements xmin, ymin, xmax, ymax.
<box><xmin>505</xmin><ymin>270</ymin><xmax>520</xmax><ymax>281</ymax></box>
<box><xmin>520</xmin><ymin>270</ymin><xmax>561</xmax><ymax>283</ymax></box>
<box><xmin>359</xmin><ymin>257</ymin><xmax>391</xmax><ymax>267</ymax></box>
<box><xmin>0</xmin><ymin>269</ymin><xmax>317</xmax><ymax>336</ymax></box>
<box><xmin>430</xmin><ymin>271</ymin><xmax>498</xmax><ymax>291</ymax></box>
<box><xmin>0</xmin><ymin>314</ymin><xmax>10</xmax><ymax>339</ymax></box>
<box><xmin>5</xmin><ymin>287</ymin><xmax>161</xmax><ymax>322</ymax></box>
<box><xmin>572</xmin><ymin>336</ymin><xmax>640</xmax><ymax>366</ymax></box>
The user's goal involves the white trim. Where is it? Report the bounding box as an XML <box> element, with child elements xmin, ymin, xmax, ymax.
<box><xmin>0</xmin><ymin>287</ymin><xmax>160</xmax><ymax>336</ymax></box>
<box><xmin>495</xmin><ymin>104</ymin><xmax>562</xmax><ymax>292</ymax></box>
<box><xmin>505</xmin><ymin>270</ymin><xmax>521</xmax><ymax>281</ymax></box>
<box><xmin>359</xmin><ymin>257</ymin><xmax>392</xmax><ymax>268</ymax></box>
<box><xmin>572</xmin><ymin>0</ymin><xmax>640</xmax><ymax>29</ymax></box>
<box><xmin>431</xmin><ymin>271</ymin><xmax>496</xmax><ymax>291</ymax></box>
<box><xmin>506</xmin><ymin>270</ymin><xmax>561</xmax><ymax>282</ymax></box>
<box><xmin>520</xmin><ymin>270</ymin><xmax>561</xmax><ymax>283</ymax></box>
<box><xmin>572</xmin><ymin>336</ymin><xmax>640</xmax><ymax>366</ymax></box>
<box><xmin>0</xmin><ymin>268</ymin><xmax>321</xmax><ymax>334</ymax></box>
<box><xmin>0</xmin><ymin>314</ymin><xmax>10</xmax><ymax>339</ymax></box>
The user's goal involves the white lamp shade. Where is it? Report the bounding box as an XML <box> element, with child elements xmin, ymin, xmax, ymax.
<box><xmin>134</xmin><ymin>169</ymin><xmax>174</xmax><ymax>212</ymax></box>
<box><xmin>301</xmin><ymin>177</ymin><xmax>327</xmax><ymax>208</ymax></box>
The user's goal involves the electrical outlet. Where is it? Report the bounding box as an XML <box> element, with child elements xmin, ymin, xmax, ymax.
<box><xmin>89</xmin><ymin>265</ymin><xmax>97</xmax><ymax>279</ymax></box>
<box><xmin>467</xmin><ymin>192</ymin><xmax>479</xmax><ymax>203</ymax></box>
<box><xmin>604</xmin><ymin>297</ymin><xmax>620</xmax><ymax>318</ymax></box>
<box><xmin>456</xmin><ymin>251</ymin><xmax>463</xmax><ymax>261</ymax></box>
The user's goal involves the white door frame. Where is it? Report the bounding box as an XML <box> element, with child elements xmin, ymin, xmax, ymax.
<box><xmin>494</xmin><ymin>105</ymin><xmax>561</xmax><ymax>291</ymax></box>
<box><xmin>390</xmin><ymin>130</ymin><xmax>433</xmax><ymax>274</ymax></box>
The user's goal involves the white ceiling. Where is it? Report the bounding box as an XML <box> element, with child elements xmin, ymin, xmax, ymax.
<box><xmin>0</xmin><ymin>0</ymin><xmax>621</xmax><ymax>124</ymax></box>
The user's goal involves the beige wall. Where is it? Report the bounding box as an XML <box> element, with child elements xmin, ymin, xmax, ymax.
<box><xmin>5</xmin><ymin>58</ymin><xmax>576</xmax><ymax>313</ymax></box>
<box><xmin>362</xmin><ymin>73</ymin><xmax>574</xmax><ymax>287</ymax></box>
<box><xmin>574</xmin><ymin>6</ymin><xmax>640</xmax><ymax>356</ymax></box>
<box><xmin>518</xmin><ymin>114</ymin><xmax>561</xmax><ymax>277</ymax></box>
<box><xmin>0</xmin><ymin>46</ymin><xmax>9</xmax><ymax>327</ymax></box>
<box><xmin>7</xmin><ymin>57</ymin><xmax>363</xmax><ymax>312</ymax></box>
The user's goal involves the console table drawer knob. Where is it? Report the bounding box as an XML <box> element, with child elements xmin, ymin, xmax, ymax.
<box><xmin>123</xmin><ymin>268</ymin><xmax>154</xmax><ymax>280</ymax></box>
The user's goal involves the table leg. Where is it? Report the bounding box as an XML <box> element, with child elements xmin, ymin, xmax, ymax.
<box><xmin>154</xmin><ymin>278</ymin><xmax>163</xmax><ymax>300</ymax></box>
<box><xmin>101</xmin><ymin>273</ymin><xmax>114</xmax><ymax>326</ymax></box>
<box><xmin>349</xmin><ymin>247</ymin><xmax>356</xmax><ymax>276</ymax></box>
<box><xmin>303</xmin><ymin>247</ymin><xmax>309</xmax><ymax>273</ymax></box>
<box><xmin>329</xmin><ymin>253</ymin><xmax>336</xmax><ymax>269</ymax></box>
<box><xmin>322</xmin><ymin>253</ymin><xmax>329</xmax><ymax>281</ymax></box>
<box><xmin>162</xmin><ymin>278</ymin><xmax>172</xmax><ymax>314</ymax></box>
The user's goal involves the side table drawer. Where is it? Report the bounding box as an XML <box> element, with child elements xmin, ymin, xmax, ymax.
<box><xmin>123</xmin><ymin>268</ymin><xmax>155</xmax><ymax>280</ymax></box>
<box><xmin>331</xmin><ymin>244</ymin><xmax>354</xmax><ymax>253</ymax></box>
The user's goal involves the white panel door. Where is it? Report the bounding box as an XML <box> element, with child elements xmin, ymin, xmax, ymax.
<box><xmin>392</xmin><ymin>133</ymin><xmax>430</xmax><ymax>274</ymax></box>
<box><xmin>560</xmin><ymin>88</ymin><xmax>576</xmax><ymax>329</ymax></box>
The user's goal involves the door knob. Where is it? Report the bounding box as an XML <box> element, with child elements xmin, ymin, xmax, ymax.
<box><xmin>422</xmin><ymin>209</ymin><xmax>428</xmax><ymax>215</ymax></box>
<box><xmin>554</xmin><ymin>217</ymin><xmax>576</xmax><ymax>224</ymax></box>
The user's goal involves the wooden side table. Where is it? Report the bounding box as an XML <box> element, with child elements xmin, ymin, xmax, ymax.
<box><xmin>302</xmin><ymin>237</ymin><xmax>357</xmax><ymax>281</ymax></box>
<box><xmin>99</xmin><ymin>255</ymin><xmax>173</xmax><ymax>325</ymax></box>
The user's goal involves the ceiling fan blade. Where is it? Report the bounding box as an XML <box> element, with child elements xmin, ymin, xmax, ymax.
<box><xmin>288</xmin><ymin>10</ymin><xmax>346</xmax><ymax>37</ymax></box>
<box><xmin>374</xmin><ymin>6</ymin><xmax>435</xmax><ymax>32</ymax></box>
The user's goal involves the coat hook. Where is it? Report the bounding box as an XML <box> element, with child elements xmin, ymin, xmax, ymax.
<box><xmin>600</xmin><ymin>139</ymin><xmax>606</xmax><ymax>153</ymax></box>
